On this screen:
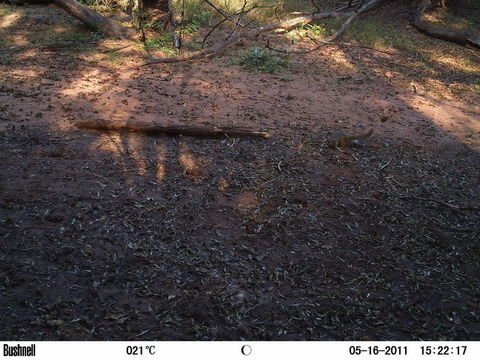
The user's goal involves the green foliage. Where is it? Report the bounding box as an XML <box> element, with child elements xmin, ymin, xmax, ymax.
<box><xmin>143</xmin><ymin>14</ymin><xmax>165</xmax><ymax>32</ymax></box>
<box><xmin>287</xmin><ymin>22</ymin><xmax>329</xmax><ymax>41</ymax></box>
<box><xmin>462</xmin><ymin>53</ymin><xmax>480</xmax><ymax>68</ymax></box>
<box><xmin>317</xmin><ymin>17</ymin><xmax>410</xmax><ymax>50</ymax></box>
<box><xmin>352</xmin><ymin>19</ymin><xmax>410</xmax><ymax>50</ymax></box>
<box><xmin>0</xmin><ymin>53</ymin><xmax>11</xmax><ymax>65</ymax></box>
<box><xmin>305</xmin><ymin>24</ymin><xmax>329</xmax><ymax>37</ymax></box>
<box><xmin>77</xmin><ymin>0</ymin><xmax>116</xmax><ymax>8</ymax></box>
<box><xmin>144</xmin><ymin>34</ymin><xmax>172</xmax><ymax>48</ymax></box>
<box><xmin>183</xmin><ymin>0</ymin><xmax>211</xmax><ymax>26</ymax></box>
<box><xmin>143</xmin><ymin>1</ymin><xmax>211</xmax><ymax>36</ymax></box>
<box><xmin>176</xmin><ymin>0</ymin><xmax>211</xmax><ymax>35</ymax></box>
<box><xmin>103</xmin><ymin>50</ymin><xmax>126</xmax><ymax>64</ymax></box>
<box><xmin>213</xmin><ymin>0</ymin><xmax>311</xmax><ymax>21</ymax></box>
<box><xmin>280</xmin><ymin>0</ymin><xmax>314</xmax><ymax>14</ymax></box>
<box><xmin>44</xmin><ymin>30</ymin><xmax>105</xmax><ymax>53</ymax></box>
<box><xmin>431</xmin><ymin>6</ymin><xmax>480</xmax><ymax>35</ymax></box>
<box><xmin>182</xmin><ymin>40</ymin><xmax>202</xmax><ymax>50</ymax></box>
<box><xmin>143</xmin><ymin>4</ymin><xmax>209</xmax><ymax>35</ymax></box>
<box><xmin>54</xmin><ymin>31</ymin><xmax>105</xmax><ymax>43</ymax></box>
<box><xmin>279</xmin><ymin>74</ymin><xmax>291</xmax><ymax>82</ymax></box>
<box><xmin>144</xmin><ymin>20</ymin><xmax>161</xmax><ymax>32</ymax></box>
<box><xmin>0</xmin><ymin>3</ymin><xmax>14</xmax><ymax>16</ymax></box>
<box><xmin>474</xmin><ymin>79</ymin><xmax>480</xmax><ymax>93</ymax></box>
<box><xmin>238</xmin><ymin>47</ymin><xmax>287</xmax><ymax>73</ymax></box>
<box><xmin>172</xmin><ymin>0</ymin><xmax>310</xmax><ymax>33</ymax></box>
<box><xmin>180</xmin><ymin>21</ymin><xmax>202</xmax><ymax>36</ymax></box>
<box><xmin>144</xmin><ymin>35</ymin><xmax>176</xmax><ymax>55</ymax></box>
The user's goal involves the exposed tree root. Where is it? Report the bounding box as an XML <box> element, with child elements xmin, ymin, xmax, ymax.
<box><xmin>413</xmin><ymin>0</ymin><xmax>480</xmax><ymax>49</ymax></box>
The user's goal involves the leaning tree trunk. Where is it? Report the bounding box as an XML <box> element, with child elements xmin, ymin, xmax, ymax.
<box><xmin>413</xmin><ymin>0</ymin><xmax>480</xmax><ymax>48</ymax></box>
<box><xmin>53</xmin><ymin>0</ymin><xmax>136</xmax><ymax>39</ymax></box>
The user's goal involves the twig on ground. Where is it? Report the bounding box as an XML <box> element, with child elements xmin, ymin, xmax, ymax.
<box><xmin>100</xmin><ymin>44</ymin><xmax>133</xmax><ymax>54</ymax></box>
<box><xmin>400</xmin><ymin>196</ymin><xmax>480</xmax><ymax>211</ymax></box>
<box><xmin>334</xmin><ymin>146</ymin><xmax>359</xmax><ymax>161</ymax></box>
<box><xmin>266</xmin><ymin>38</ymin><xmax>329</xmax><ymax>54</ymax></box>
<box><xmin>422</xmin><ymin>215</ymin><xmax>480</xmax><ymax>233</ymax></box>
<box><xmin>380</xmin><ymin>158</ymin><xmax>392</xmax><ymax>170</ymax></box>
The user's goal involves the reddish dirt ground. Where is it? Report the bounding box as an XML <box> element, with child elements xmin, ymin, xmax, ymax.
<box><xmin>1</xmin><ymin>4</ymin><xmax>479</xmax><ymax>340</ymax></box>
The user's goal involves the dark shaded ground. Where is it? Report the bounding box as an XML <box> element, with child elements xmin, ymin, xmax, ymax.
<box><xmin>1</xmin><ymin>3</ymin><xmax>479</xmax><ymax>340</ymax></box>
<box><xmin>1</xmin><ymin>125</ymin><xmax>479</xmax><ymax>340</ymax></box>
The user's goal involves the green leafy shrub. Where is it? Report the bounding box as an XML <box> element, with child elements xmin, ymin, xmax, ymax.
<box><xmin>238</xmin><ymin>47</ymin><xmax>287</xmax><ymax>73</ymax></box>
<box><xmin>144</xmin><ymin>34</ymin><xmax>176</xmax><ymax>55</ymax></box>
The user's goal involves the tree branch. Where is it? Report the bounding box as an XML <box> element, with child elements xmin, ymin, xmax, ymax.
<box><xmin>266</xmin><ymin>0</ymin><xmax>388</xmax><ymax>54</ymax></box>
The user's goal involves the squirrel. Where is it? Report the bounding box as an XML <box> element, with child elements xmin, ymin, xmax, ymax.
<box><xmin>329</xmin><ymin>128</ymin><xmax>374</xmax><ymax>149</ymax></box>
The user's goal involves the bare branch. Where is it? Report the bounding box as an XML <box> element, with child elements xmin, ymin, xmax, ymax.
<box><xmin>265</xmin><ymin>0</ymin><xmax>389</xmax><ymax>54</ymax></box>
<box><xmin>141</xmin><ymin>33</ymin><xmax>243</xmax><ymax>65</ymax></box>
<box><xmin>201</xmin><ymin>17</ymin><xmax>229</xmax><ymax>48</ymax></box>
<box><xmin>140</xmin><ymin>0</ymin><xmax>391</xmax><ymax>65</ymax></box>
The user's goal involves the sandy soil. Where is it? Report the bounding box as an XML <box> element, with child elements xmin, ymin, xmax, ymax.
<box><xmin>1</xmin><ymin>4</ymin><xmax>479</xmax><ymax>340</ymax></box>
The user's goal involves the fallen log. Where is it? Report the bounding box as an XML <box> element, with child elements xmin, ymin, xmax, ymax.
<box><xmin>53</xmin><ymin>0</ymin><xmax>136</xmax><ymax>39</ymax></box>
<box><xmin>75</xmin><ymin>119</ymin><xmax>271</xmax><ymax>139</ymax></box>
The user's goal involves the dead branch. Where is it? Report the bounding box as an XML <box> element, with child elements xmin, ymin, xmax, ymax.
<box><xmin>203</xmin><ymin>0</ymin><xmax>239</xmax><ymax>24</ymax></box>
<box><xmin>253</xmin><ymin>11</ymin><xmax>342</xmax><ymax>34</ymax></box>
<box><xmin>266</xmin><ymin>0</ymin><xmax>388</xmax><ymax>54</ymax></box>
<box><xmin>100</xmin><ymin>44</ymin><xmax>133</xmax><ymax>54</ymax></box>
<box><xmin>202</xmin><ymin>18</ymin><xmax>229</xmax><ymax>48</ymax></box>
<box><xmin>141</xmin><ymin>33</ymin><xmax>242</xmax><ymax>65</ymax></box>
<box><xmin>141</xmin><ymin>11</ymin><xmax>342</xmax><ymax>65</ymax></box>
<box><xmin>201</xmin><ymin>0</ymin><xmax>280</xmax><ymax>48</ymax></box>
<box><xmin>422</xmin><ymin>215</ymin><xmax>480</xmax><ymax>233</ymax></box>
<box><xmin>400</xmin><ymin>196</ymin><xmax>480</xmax><ymax>212</ymax></box>
<box><xmin>266</xmin><ymin>38</ymin><xmax>330</xmax><ymax>54</ymax></box>
<box><xmin>140</xmin><ymin>0</ymin><xmax>390</xmax><ymax>65</ymax></box>
<box><xmin>202</xmin><ymin>18</ymin><xmax>228</xmax><ymax>49</ymax></box>
<box><xmin>75</xmin><ymin>119</ymin><xmax>271</xmax><ymax>139</ymax></box>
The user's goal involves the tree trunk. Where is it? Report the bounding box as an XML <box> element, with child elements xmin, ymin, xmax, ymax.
<box><xmin>413</xmin><ymin>0</ymin><xmax>480</xmax><ymax>48</ymax></box>
<box><xmin>52</xmin><ymin>0</ymin><xmax>136</xmax><ymax>39</ymax></box>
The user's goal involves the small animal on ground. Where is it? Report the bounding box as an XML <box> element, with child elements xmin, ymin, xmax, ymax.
<box><xmin>329</xmin><ymin>128</ymin><xmax>374</xmax><ymax>149</ymax></box>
